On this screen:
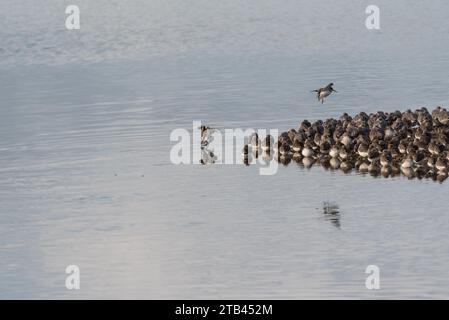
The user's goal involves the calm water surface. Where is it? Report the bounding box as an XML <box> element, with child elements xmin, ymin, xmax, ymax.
<box><xmin>1</xmin><ymin>0</ymin><xmax>449</xmax><ymax>298</ymax></box>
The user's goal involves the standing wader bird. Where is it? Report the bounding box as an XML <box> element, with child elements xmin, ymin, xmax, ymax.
<box><xmin>199</xmin><ymin>125</ymin><xmax>215</xmax><ymax>148</ymax></box>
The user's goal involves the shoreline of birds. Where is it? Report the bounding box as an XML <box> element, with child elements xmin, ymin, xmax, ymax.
<box><xmin>243</xmin><ymin>106</ymin><xmax>449</xmax><ymax>182</ymax></box>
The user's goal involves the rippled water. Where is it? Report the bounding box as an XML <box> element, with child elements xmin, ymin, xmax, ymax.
<box><xmin>1</xmin><ymin>0</ymin><xmax>449</xmax><ymax>299</ymax></box>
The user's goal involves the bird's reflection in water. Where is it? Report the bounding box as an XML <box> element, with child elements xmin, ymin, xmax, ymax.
<box><xmin>322</xmin><ymin>201</ymin><xmax>341</xmax><ymax>229</ymax></box>
<box><xmin>278</xmin><ymin>154</ymin><xmax>292</xmax><ymax>166</ymax></box>
<box><xmin>200</xmin><ymin>146</ymin><xmax>217</xmax><ymax>165</ymax></box>
<box><xmin>199</xmin><ymin>126</ymin><xmax>218</xmax><ymax>165</ymax></box>
<box><xmin>240</xmin><ymin>150</ymin><xmax>448</xmax><ymax>183</ymax></box>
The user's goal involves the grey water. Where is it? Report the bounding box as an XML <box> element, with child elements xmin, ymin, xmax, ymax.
<box><xmin>1</xmin><ymin>0</ymin><xmax>449</xmax><ymax>299</ymax></box>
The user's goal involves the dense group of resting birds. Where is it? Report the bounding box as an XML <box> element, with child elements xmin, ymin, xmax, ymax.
<box><xmin>242</xmin><ymin>107</ymin><xmax>449</xmax><ymax>182</ymax></box>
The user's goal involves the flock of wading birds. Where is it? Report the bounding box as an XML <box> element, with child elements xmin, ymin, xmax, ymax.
<box><xmin>201</xmin><ymin>106</ymin><xmax>449</xmax><ymax>182</ymax></box>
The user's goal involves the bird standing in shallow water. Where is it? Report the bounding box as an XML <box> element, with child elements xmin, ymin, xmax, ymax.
<box><xmin>311</xmin><ymin>83</ymin><xmax>338</xmax><ymax>104</ymax></box>
<box><xmin>199</xmin><ymin>125</ymin><xmax>215</xmax><ymax>148</ymax></box>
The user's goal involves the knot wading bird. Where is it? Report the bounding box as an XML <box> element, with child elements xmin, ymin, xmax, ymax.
<box><xmin>311</xmin><ymin>83</ymin><xmax>338</xmax><ymax>104</ymax></box>
<box><xmin>199</xmin><ymin>125</ymin><xmax>215</xmax><ymax>148</ymax></box>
